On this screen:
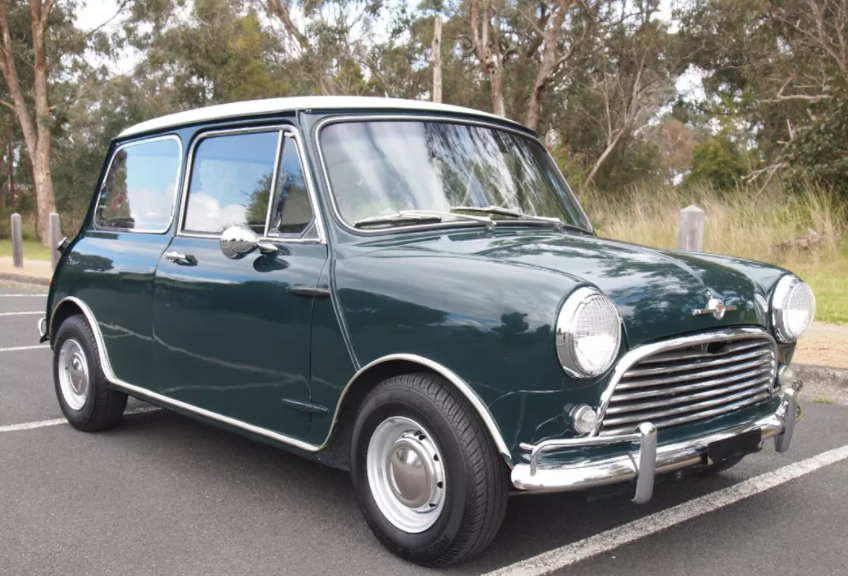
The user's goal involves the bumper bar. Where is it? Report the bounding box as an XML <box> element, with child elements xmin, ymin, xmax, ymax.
<box><xmin>511</xmin><ymin>384</ymin><xmax>802</xmax><ymax>502</ymax></box>
<box><xmin>38</xmin><ymin>317</ymin><xmax>49</xmax><ymax>343</ymax></box>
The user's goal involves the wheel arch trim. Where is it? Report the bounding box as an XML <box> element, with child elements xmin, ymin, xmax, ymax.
<box><xmin>49</xmin><ymin>297</ymin><xmax>514</xmax><ymax>466</ymax></box>
<box><xmin>335</xmin><ymin>354</ymin><xmax>514</xmax><ymax>466</ymax></box>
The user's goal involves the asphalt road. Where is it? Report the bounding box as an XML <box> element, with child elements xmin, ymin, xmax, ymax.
<box><xmin>1</xmin><ymin>282</ymin><xmax>847</xmax><ymax>576</ymax></box>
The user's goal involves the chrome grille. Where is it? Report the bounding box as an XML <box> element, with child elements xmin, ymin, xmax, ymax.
<box><xmin>599</xmin><ymin>334</ymin><xmax>777</xmax><ymax>436</ymax></box>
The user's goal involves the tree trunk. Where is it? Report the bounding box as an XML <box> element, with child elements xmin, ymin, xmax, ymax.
<box><xmin>469</xmin><ymin>0</ymin><xmax>507</xmax><ymax>117</ymax></box>
<box><xmin>0</xmin><ymin>0</ymin><xmax>56</xmax><ymax>246</ymax></box>
<box><xmin>525</xmin><ymin>84</ymin><xmax>544</xmax><ymax>129</ymax></box>
<box><xmin>584</xmin><ymin>128</ymin><xmax>625</xmax><ymax>188</ymax></box>
<box><xmin>488</xmin><ymin>68</ymin><xmax>506</xmax><ymax>116</ymax></box>
<box><xmin>32</xmin><ymin>141</ymin><xmax>55</xmax><ymax>242</ymax></box>
<box><xmin>431</xmin><ymin>17</ymin><xmax>443</xmax><ymax>103</ymax></box>
<box><xmin>6</xmin><ymin>121</ymin><xmax>12</xmax><ymax>206</ymax></box>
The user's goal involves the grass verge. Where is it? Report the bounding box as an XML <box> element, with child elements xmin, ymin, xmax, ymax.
<box><xmin>0</xmin><ymin>240</ymin><xmax>52</xmax><ymax>261</ymax></box>
<box><xmin>582</xmin><ymin>181</ymin><xmax>847</xmax><ymax>324</ymax></box>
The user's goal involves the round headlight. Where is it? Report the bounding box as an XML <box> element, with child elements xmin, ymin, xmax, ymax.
<box><xmin>556</xmin><ymin>287</ymin><xmax>622</xmax><ymax>377</ymax></box>
<box><xmin>771</xmin><ymin>275</ymin><xmax>816</xmax><ymax>343</ymax></box>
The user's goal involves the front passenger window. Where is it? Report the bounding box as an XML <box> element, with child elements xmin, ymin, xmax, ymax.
<box><xmin>183</xmin><ymin>131</ymin><xmax>279</xmax><ymax>235</ymax></box>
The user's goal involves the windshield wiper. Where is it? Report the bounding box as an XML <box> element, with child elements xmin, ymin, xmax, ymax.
<box><xmin>354</xmin><ymin>210</ymin><xmax>496</xmax><ymax>230</ymax></box>
<box><xmin>450</xmin><ymin>205</ymin><xmax>565</xmax><ymax>230</ymax></box>
<box><xmin>354</xmin><ymin>212</ymin><xmax>442</xmax><ymax>228</ymax></box>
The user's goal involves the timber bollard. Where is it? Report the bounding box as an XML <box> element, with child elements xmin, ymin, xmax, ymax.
<box><xmin>48</xmin><ymin>212</ymin><xmax>61</xmax><ymax>270</ymax></box>
<box><xmin>11</xmin><ymin>212</ymin><xmax>23</xmax><ymax>268</ymax></box>
<box><xmin>678</xmin><ymin>205</ymin><xmax>705</xmax><ymax>252</ymax></box>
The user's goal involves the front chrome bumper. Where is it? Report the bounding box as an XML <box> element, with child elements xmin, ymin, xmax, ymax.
<box><xmin>511</xmin><ymin>383</ymin><xmax>803</xmax><ymax>503</ymax></box>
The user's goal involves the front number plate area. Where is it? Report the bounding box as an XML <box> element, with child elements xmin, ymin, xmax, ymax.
<box><xmin>707</xmin><ymin>429</ymin><xmax>762</xmax><ymax>464</ymax></box>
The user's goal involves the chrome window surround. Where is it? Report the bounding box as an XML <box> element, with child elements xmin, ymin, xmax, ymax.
<box><xmin>591</xmin><ymin>327</ymin><xmax>778</xmax><ymax>437</ymax></box>
<box><xmin>92</xmin><ymin>134</ymin><xmax>184</xmax><ymax>235</ymax></box>
<box><xmin>314</xmin><ymin>115</ymin><xmax>595</xmax><ymax>238</ymax></box>
<box><xmin>176</xmin><ymin>125</ymin><xmax>326</xmax><ymax>244</ymax></box>
<box><xmin>48</xmin><ymin>296</ymin><xmax>513</xmax><ymax>466</ymax></box>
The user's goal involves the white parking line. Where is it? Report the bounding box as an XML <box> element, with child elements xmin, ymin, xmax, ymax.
<box><xmin>0</xmin><ymin>406</ymin><xmax>162</xmax><ymax>433</ymax></box>
<box><xmin>0</xmin><ymin>294</ymin><xmax>46</xmax><ymax>297</ymax></box>
<box><xmin>0</xmin><ymin>345</ymin><xmax>50</xmax><ymax>352</ymax></box>
<box><xmin>485</xmin><ymin>444</ymin><xmax>848</xmax><ymax>576</ymax></box>
<box><xmin>0</xmin><ymin>311</ymin><xmax>42</xmax><ymax>317</ymax></box>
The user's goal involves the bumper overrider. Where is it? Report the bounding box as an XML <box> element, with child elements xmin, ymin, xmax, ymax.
<box><xmin>511</xmin><ymin>382</ymin><xmax>803</xmax><ymax>502</ymax></box>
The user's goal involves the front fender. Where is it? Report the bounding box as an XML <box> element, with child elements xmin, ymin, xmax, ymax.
<box><xmin>333</xmin><ymin>248</ymin><xmax>605</xmax><ymax>456</ymax></box>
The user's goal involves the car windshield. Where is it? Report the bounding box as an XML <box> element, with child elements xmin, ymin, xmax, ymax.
<box><xmin>319</xmin><ymin>120</ymin><xmax>592</xmax><ymax>231</ymax></box>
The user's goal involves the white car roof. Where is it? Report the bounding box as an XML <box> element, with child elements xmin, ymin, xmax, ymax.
<box><xmin>118</xmin><ymin>96</ymin><xmax>526</xmax><ymax>138</ymax></box>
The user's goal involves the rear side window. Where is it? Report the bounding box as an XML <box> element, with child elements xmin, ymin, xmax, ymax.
<box><xmin>94</xmin><ymin>137</ymin><xmax>181</xmax><ymax>232</ymax></box>
<box><xmin>182</xmin><ymin>131</ymin><xmax>279</xmax><ymax>235</ymax></box>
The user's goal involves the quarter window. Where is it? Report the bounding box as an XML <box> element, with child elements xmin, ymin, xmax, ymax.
<box><xmin>183</xmin><ymin>131</ymin><xmax>280</xmax><ymax>235</ymax></box>
<box><xmin>94</xmin><ymin>138</ymin><xmax>181</xmax><ymax>232</ymax></box>
<box><xmin>268</xmin><ymin>136</ymin><xmax>313</xmax><ymax>236</ymax></box>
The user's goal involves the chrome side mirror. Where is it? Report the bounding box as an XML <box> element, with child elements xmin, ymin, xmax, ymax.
<box><xmin>220</xmin><ymin>226</ymin><xmax>278</xmax><ymax>259</ymax></box>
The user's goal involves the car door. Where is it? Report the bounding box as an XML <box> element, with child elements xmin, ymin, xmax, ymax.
<box><xmin>152</xmin><ymin>126</ymin><xmax>327</xmax><ymax>439</ymax></box>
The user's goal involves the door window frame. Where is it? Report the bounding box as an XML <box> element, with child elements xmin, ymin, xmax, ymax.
<box><xmin>176</xmin><ymin>124</ymin><xmax>326</xmax><ymax>244</ymax></box>
<box><xmin>92</xmin><ymin>134</ymin><xmax>184</xmax><ymax>234</ymax></box>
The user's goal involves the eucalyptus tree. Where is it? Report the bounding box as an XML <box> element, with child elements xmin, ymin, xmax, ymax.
<box><xmin>0</xmin><ymin>0</ymin><xmax>88</xmax><ymax>243</ymax></box>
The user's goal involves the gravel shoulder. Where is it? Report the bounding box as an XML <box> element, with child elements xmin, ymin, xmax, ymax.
<box><xmin>794</xmin><ymin>322</ymin><xmax>848</xmax><ymax>370</ymax></box>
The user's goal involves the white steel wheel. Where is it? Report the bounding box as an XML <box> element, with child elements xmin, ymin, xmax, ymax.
<box><xmin>57</xmin><ymin>338</ymin><xmax>89</xmax><ymax>411</ymax></box>
<box><xmin>366</xmin><ymin>416</ymin><xmax>446</xmax><ymax>533</ymax></box>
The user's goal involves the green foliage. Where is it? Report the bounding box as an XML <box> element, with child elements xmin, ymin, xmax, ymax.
<box><xmin>4</xmin><ymin>0</ymin><xmax>848</xmax><ymax>234</ymax></box>
<box><xmin>685</xmin><ymin>135</ymin><xmax>748</xmax><ymax>190</ymax></box>
<box><xmin>782</xmin><ymin>99</ymin><xmax>848</xmax><ymax>200</ymax></box>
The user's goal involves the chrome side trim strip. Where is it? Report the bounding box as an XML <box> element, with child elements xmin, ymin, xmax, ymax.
<box><xmin>592</xmin><ymin>327</ymin><xmax>776</xmax><ymax>436</ymax></box>
<box><xmin>49</xmin><ymin>297</ymin><xmax>513</xmax><ymax>465</ymax></box>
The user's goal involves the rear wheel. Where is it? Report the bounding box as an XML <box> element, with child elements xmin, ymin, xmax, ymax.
<box><xmin>53</xmin><ymin>315</ymin><xmax>127</xmax><ymax>431</ymax></box>
<box><xmin>350</xmin><ymin>373</ymin><xmax>509</xmax><ymax>567</ymax></box>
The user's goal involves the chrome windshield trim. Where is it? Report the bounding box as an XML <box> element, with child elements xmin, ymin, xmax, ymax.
<box><xmin>91</xmin><ymin>134</ymin><xmax>184</xmax><ymax>235</ymax></box>
<box><xmin>313</xmin><ymin>114</ymin><xmax>594</xmax><ymax>238</ymax></box>
<box><xmin>176</xmin><ymin>124</ymin><xmax>326</xmax><ymax>245</ymax></box>
<box><xmin>48</xmin><ymin>297</ymin><xmax>512</xmax><ymax>466</ymax></box>
<box><xmin>592</xmin><ymin>327</ymin><xmax>777</xmax><ymax>436</ymax></box>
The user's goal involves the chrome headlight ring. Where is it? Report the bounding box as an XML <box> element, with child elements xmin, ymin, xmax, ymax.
<box><xmin>771</xmin><ymin>275</ymin><xmax>816</xmax><ymax>343</ymax></box>
<box><xmin>556</xmin><ymin>286</ymin><xmax>622</xmax><ymax>378</ymax></box>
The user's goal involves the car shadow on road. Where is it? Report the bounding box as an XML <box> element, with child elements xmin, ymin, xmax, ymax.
<box><xmin>109</xmin><ymin>407</ymin><xmax>763</xmax><ymax>575</ymax></box>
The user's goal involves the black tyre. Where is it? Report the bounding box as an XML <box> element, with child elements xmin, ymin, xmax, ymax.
<box><xmin>53</xmin><ymin>314</ymin><xmax>127</xmax><ymax>431</ymax></box>
<box><xmin>693</xmin><ymin>455</ymin><xmax>745</xmax><ymax>477</ymax></box>
<box><xmin>350</xmin><ymin>373</ymin><xmax>509</xmax><ymax>567</ymax></box>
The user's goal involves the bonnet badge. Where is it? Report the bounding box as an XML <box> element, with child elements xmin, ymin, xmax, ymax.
<box><xmin>693</xmin><ymin>293</ymin><xmax>737</xmax><ymax>320</ymax></box>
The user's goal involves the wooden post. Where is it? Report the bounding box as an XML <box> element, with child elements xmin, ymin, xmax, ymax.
<box><xmin>679</xmin><ymin>205</ymin><xmax>705</xmax><ymax>252</ymax></box>
<box><xmin>48</xmin><ymin>212</ymin><xmax>61</xmax><ymax>270</ymax></box>
<box><xmin>10</xmin><ymin>212</ymin><xmax>22</xmax><ymax>267</ymax></box>
<box><xmin>430</xmin><ymin>16</ymin><xmax>443</xmax><ymax>103</ymax></box>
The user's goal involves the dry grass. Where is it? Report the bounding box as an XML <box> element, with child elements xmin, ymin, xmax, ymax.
<box><xmin>581</xmin><ymin>182</ymin><xmax>848</xmax><ymax>324</ymax></box>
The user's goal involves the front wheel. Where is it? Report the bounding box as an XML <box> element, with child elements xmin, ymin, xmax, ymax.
<box><xmin>350</xmin><ymin>373</ymin><xmax>509</xmax><ymax>567</ymax></box>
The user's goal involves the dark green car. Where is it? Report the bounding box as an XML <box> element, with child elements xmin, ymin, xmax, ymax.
<box><xmin>40</xmin><ymin>96</ymin><xmax>814</xmax><ymax>566</ymax></box>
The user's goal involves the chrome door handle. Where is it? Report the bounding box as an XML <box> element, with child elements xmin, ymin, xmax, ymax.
<box><xmin>164</xmin><ymin>251</ymin><xmax>195</xmax><ymax>264</ymax></box>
